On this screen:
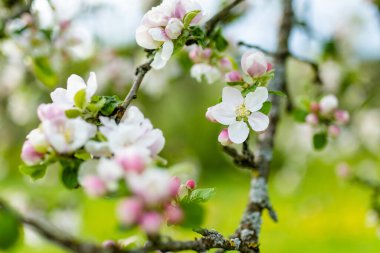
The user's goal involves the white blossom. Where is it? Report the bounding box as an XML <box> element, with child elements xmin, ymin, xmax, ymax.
<box><xmin>190</xmin><ymin>63</ymin><xmax>221</xmax><ymax>84</ymax></box>
<box><xmin>211</xmin><ymin>87</ymin><xmax>270</xmax><ymax>144</ymax></box>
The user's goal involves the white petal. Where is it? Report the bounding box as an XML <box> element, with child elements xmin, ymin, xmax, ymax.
<box><xmin>212</xmin><ymin>103</ymin><xmax>236</xmax><ymax>125</ymax></box>
<box><xmin>86</xmin><ymin>72</ymin><xmax>97</xmax><ymax>101</ymax></box>
<box><xmin>245</xmin><ymin>87</ymin><xmax>268</xmax><ymax>112</ymax></box>
<box><xmin>222</xmin><ymin>87</ymin><xmax>244</xmax><ymax>107</ymax></box>
<box><xmin>50</xmin><ymin>88</ymin><xmax>71</xmax><ymax>106</ymax></box>
<box><xmin>248</xmin><ymin>112</ymin><xmax>270</xmax><ymax>132</ymax></box>
<box><xmin>136</xmin><ymin>25</ymin><xmax>161</xmax><ymax>49</ymax></box>
<box><xmin>228</xmin><ymin>121</ymin><xmax>249</xmax><ymax>144</ymax></box>
<box><xmin>161</xmin><ymin>40</ymin><xmax>173</xmax><ymax>61</ymax></box>
<box><xmin>148</xmin><ymin>27</ymin><xmax>167</xmax><ymax>42</ymax></box>
<box><xmin>67</xmin><ymin>74</ymin><xmax>87</xmax><ymax>101</ymax></box>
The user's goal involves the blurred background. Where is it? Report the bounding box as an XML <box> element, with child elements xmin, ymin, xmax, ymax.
<box><xmin>1</xmin><ymin>0</ymin><xmax>380</xmax><ymax>252</ymax></box>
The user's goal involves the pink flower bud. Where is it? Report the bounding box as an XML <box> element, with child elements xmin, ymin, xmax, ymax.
<box><xmin>37</xmin><ymin>104</ymin><xmax>65</xmax><ymax>121</ymax></box>
<box><xmin>218</xmin><ymin>129</ymin><xmax>232</xmax><ymax>146</ymax></box>
<box><xmin>328</xmin><ymin>125</ymin><xmax>341</xmax><ymax>138</ymax></box>
<box><xmin>82</xmin><ymin>175</ymin><xmax>107</xmax><ymax>197</ymax></box>
<box><xmin>241</xmin><ymin>51</ymin><xmax>268</xmax><ymax>77</ymax></box>
<box><xmin>165</xmin><ymin>204</ymin><xmax>183</xmax><ymax>225</ymax></box>
<box><xmin>189</xmin><ymin>47</ymin><xmax>202</xmax><ymax>62</ymax></box>
<box><xmin>310</xmin><ymin>102</ymin><xmax>320</xmax><ymax>113</ymax></box>
<box><xmin>102</xmin><ymin>240</ymin><xmax>117</xmax><ymax>249</ymax></box>
<box><xmin>117</xmin><ymin>198</ymin><xmax>144</xmax><ymax>226</ymax></box>
<box><xmin>225</xmin><ymin>71</ymin><xmax>243</xmax><ymax>82</ymax></box>
<box><xmin>185</xmin><ymin>179</ymin><xmax>196</xmax><ymax>190</ymax></box>
<box><xmin>202</xmin><ymin>48</ymin><xmax>212</xmax><ymax>59</ymax></box>
<box><xmin>334</xmin><ymin>110</ymin><xmax>350</xmax><ymax>125</ymax></box>
<box><xmin>205</xmin><ymin>106</ymin><xmax>217</xmax><ymax>123</ymax></box>
<box><xmin>220</xmin><ymin>57</ymin><xmax>232</xmax><ymax>71</ymax></box>
<box><xmin>115</xmin><ymin>148</ymin><xmax>149</xmax><ymax>173</ymax></box>
<box><xmin>267</xmin><ymin>62</ymin><xmax>273</xmax><ymax>71</ymax></box>
<box><xmin>336</xmin><ymin>163</ymin><xmax>350</xmax><ymax>179</ymax></box>
<box><xmin>165</xmin><ymin>18</ymin><xmax>183</xmax><ymax>40</ymax></box>
<box><xmin>139</xmin><ymin>212</ymin><xmax>163</xmax><ymax>234</ymax></box>
<box><xmin>305</xmin><ymin>113</ymin><xmax>319</xmax><ymax>126</ymax></box>
<box><xmin>21</xmin><ymin>141</ymin><xmax>44</xmax><ymax>166</ymax></box>
<box><xmin>169</xmin><ymin>177</ymin><xmax>181</xmax><ymax>196</ymax></box>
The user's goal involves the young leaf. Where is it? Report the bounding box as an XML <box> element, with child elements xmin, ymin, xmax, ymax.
<box><xmin>100</xmin><ymin>95</ymin><xmax>122</xmax><ymax>116</ymax></box>
<box><xmin>19</xmin><ymin>163</ymin><xmax>47</xmax><ymax>180</ymax></box>
<box><xmin>260</xmin><ymin>101</ymin><xmax>272</xmax><ymax>115</ymax></box>
<box><xmin>183</xmin><ymin>10</ymin><xmax>201</xmax><ymax>28</ymax></box>
<box><xmin>31</xmin><ymin>57</ymin><xmax>58</xmax><ymax>88</ymax></box>
<box><xmin>74</xmin><ymin>150</ymin><xmax>91</xmax><ymax>160</ymax></box>
<box><xmin>313</xmin><ymin>132</ymin><xmax>328</xmax><ymax>150</ymax></box>
<box><xmin>187</xmin><ymin>188</ymin><xmax>215</xmax><ymax>203</ymax></box>
<box><xmin>213</xmin><ymin>29</ymin><xmax>228</xmax><ymax>52</ymax></box>
<box><xmin>293</xmin><ymin>108</ymin><xmax>308</xmax><ymax>122</ymax></box>
<box><xmin>65</xmin><ymin>109</ymin><xmax>81</xmax><ymax>118</ymax></box>
<box><xmin>74</xmin><ymin>89</ymin><xmax>86</xmax><ymax>109</ymax></box>
<box><xmin>226</xmin><ymin>81</ymin><xmax>246</xmax><ymax>86</ymax></box>
<box><xmin>59</xmin><ymin>159</ymin><xmax>82</xmax><ymax>189</ymax></box>
<box><xmin>0</xmin><ymin>208</ymin><xmax>21</xmax><ymax>250</ymax></box>
<box><xmin>269</xmin><ymin>90</ymin><xmax>287</xmax><ymax>97</ymax></box>
<box><xmin>179</xmin><ymin>202</ymin><xmax>205</xmax><ymax>229</ymax></box>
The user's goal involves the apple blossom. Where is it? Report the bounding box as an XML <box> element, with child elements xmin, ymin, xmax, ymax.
<box><xmin>81</xmin><ymin>175</ymin><xmax>107</xmax><ymax>197</ymax></box>
<box><xmin>319</xmin><ymin>94</ymin><xmax>338</xmax><ymax>115</ymax></box>
<box><xmin>26</xmin><ymin>128</ymin><xmax>49</xmax><ymax>153</ymax></box>
<box><xmin>219</xmin><ymin>57</ymin><xmax>233</xmax><ymax>71</ymax></box>
<box><xmin>205</xmin><ymin>106</ymin><xmax>217</xmax><ymax>122</ymax></box>
<box><xmin>335</xmin><ymin>110</ymin><xmax>350</xmax><ymax>124</ymax></box>
<box><xmin>139</xmin><ymin>212</ymin><xmax>163</xmax><ymax>234</ymax></box>
<box><xmin>305</xmin><ymin>113</ymin><xmax>319</xmax><ymax>126</ymax></box>
<box><xmin>85</xmin><ymin>141</ymin><xmax>112</xmax><ymax>157</ymax></box>
<box><xmin>210</xmin><ymin>87</ymin><xmax>270</xmax><ymax>144</ymax></box>
<box><xmin>169</xmin><ymin>177</ymin><xmax>181</xmax><ymax>196</ymax></box>
<box><xmin>218</xmin><ymin>128</ymin><xmax>232</xmax><ymax>146</ymax></box>
<box><xmin>241</xmin><ymin>51</ymin><xmax>269</xmax><ymax>78</ymax></box>
<box><xmin>190</xmin><ymin>63</ymin><xmax>221</xmax><ymax>84</ymax></box>
<box><xmin>42</xmin><ymin>116</ymin><xmax>96</xmax><ymax>154</ymax></box>
<box><xmin>165</xmin><ymin>204</ymin><xmax>183</xmax><ymax>225</ymax></box>
<box><xmin>115</xmin><ymin>147</ymin><xmax>151</xmax><ymax>173</ymax></box>
<box><xmin>328</xmin><ymin>125</ymin><xmax>341</xmax><ymax>138</ymax></box>
<box><xmin>225</xmin><ymin>71</ymin><xmax>243</xmax><ymax>82</ymax></box>
<box><xmin>189</xmin><ymin>46</ymin><xmax>212</xmax><ymax>63</ymax></box>
<box><xmin>50</xmin><ymin>72</ymin><xmax>97</xmax><ymax>108</ymax></box>
<box><xmin>21</xmin><ymin>141</ymin><xmax>44</xmax><ymax>166</ymax></box>
<box><xmin>117</xmin><ymin>198</ymin><xmax>144</xmax><ymax>226</ymax></box>
<box><xmin>310</xmin><ymin>102</ymin><xmax>320</xmax><ymax>113</ymax></box>
<box><xmin>37</xmin><ymin>103</ymin><xmax>65</xmax><ymax>121</ymax></box>
<box><xmin>127</xmin><ymin>168</ymin><xmax>173</xmax><ymax>206</ymax></box>
<box><xmin>135</xmin><ymin>0</ymin><xmax>203</xmax><ymax>69</ymax></box>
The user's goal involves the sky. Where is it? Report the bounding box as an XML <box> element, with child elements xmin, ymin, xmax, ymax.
<box><xmin>32</xmin><ymin>0</ymin><xmax>380</xmax><ymax>60</ymax></box>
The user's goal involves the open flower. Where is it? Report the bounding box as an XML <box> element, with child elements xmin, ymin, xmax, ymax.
<box><xmin>50</xmin><ymin>72</ymin><xmax>97</xmax><ymax>108</ymax></box>
<box><xmin>211</xmin><ymin>87</ymin><xmax>270</xmax><ymax>144</ymax></box>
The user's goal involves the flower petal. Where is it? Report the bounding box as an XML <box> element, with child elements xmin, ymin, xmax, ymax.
<box><xmin>136</xmin><ymin>25</ymin><xmax>161</xmax><ymax>49</ymax></box>
<box><xmin>222</xmin><ymin>87</ymin><xmax>244</xmax><ymax>107</ymax></box>
<box><xmin>212</xmin><ymin>103</ymin><xmax>236</xmax><ymax>125</ymax></box>
<box><xmin>248</xmin><ymin>112</ymin><xmax>270</xmax><ymax>132</ymax></box>
<box><xmin>86</xmin><ymin>72</ymin><xmax>97</xmax><ymax>101</ymax></box>
<box><xmin>228</xmin><ymin>121</ymin><xmax>249</xmax><ymax>144</ymax></box>
<box><xmin>151</xmin><ymin>41</ymin><xmax>173</xmax><ymax>70</ymax></box>
<box><xmin>245</xmin><ymin>87</ymin><xmax>268</xmax><ymax>112</ymax></box>
<box><xmin>148</xmin><ymin>27</ymin><xmax>167</xmax><ymax>42</ymax></box>
<box><xmin>50</xmin><ymin>88</ymin><xmax>71</xmax><ymax>106</ymax></box>
<box><xmin>67</xmin><ymin>74</ymin><xmax>87</xmax><ymax>101</ymax></box>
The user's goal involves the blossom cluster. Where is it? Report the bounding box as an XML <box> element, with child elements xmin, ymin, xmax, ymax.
<box><xmin>136</xmin><ymin>0</ymin><xmax>204</xmax><ymax>69</ymax></box>
<box><xmin>20</xmin><ymin>72</ymin><xmax>205</xmax><ymax>234</ymax></box>
<box><xmin>205</xmin><ymin>51</ymin><xmax>274</xmax><ymax>144</ymax></box>
<box><xmin>189</xmin><ymin>45</ymin><xmax>234</xmax><ymax>84</ymax></box>
<box><xmin>305</xmin><ymin>94</ymin><xmax>350</xmax><ymax>138</ymax></box>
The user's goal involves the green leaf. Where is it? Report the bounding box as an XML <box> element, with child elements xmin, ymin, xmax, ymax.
<box><xmin>185</xmin><ymin>188</ymin><xmax>215</xmax><ymax>203</ymax></box>
<box><xmin>313</xmin><ymin>132</ymin><xmax>328</xmax><ymax>150</ymax></box>
<box><xmin>19</xmin><ymin>163</ymin><xmax>47</xmax><ymax>180</ymax></box>
<box><xmin>183</xmin><ymin>10</ymin><xmax>201</xmax><ymax>28</ymax></box>
<box><xmin>242</xmin><ymin>85</ymin><xmax>257</xmax><ymax>96</ymax></box>
<box><xmin>293</xmin><ymin>108</ymin><xmax>308</xmax><ymax>122</ymax></box>
<box><xmin>0</xmin><ymin>208</ymin><xmax>21</xmax><ymax>250</ymax></box>
<box><xmin>74</xmin><ymin>150</ymin><xmax>91</xmax><ymax>160</ymax></box>
<box><xmin>74</xmin><ymin>89</ymin><xmax>86</xmax><ymax>109</ymax></box>
<box><xmin>269</xmin><ymin>90</ymin><xmax>287</xmax><ymax>97</ymax></box>
<box><xmin>179</xmin><ymin>202</ymin><xmax>205</xmax><ymax>229</ymax></box>
<box><xmin>260</xmin><ymin>101</ymin><xmax>272</xmax><ymax>115</ymax></box>
<box><xmin>31</xmin><ymin>57</ymin><xmax>58</xmax><ymax>88</ymax></box>
<box><xmin>65</xmin><ymin>109</ymin><xmax>81</xmax><ymax>118</ymax></box>
<box><xmin>59</xmin><ymin>159</ymin><xmax>82</xmax><ymax>189</ymax></box>
<box><xmin>226</xmin><ymin>81</ymin><xmax>246</xmax><ymax>86</ymax></box>
<box><xmin>100</xmin><ymin>95</ymin><xmax>122</xmax><ymax>116</ymax></box>
<box><xmin>213</xmin><ymin>29</ymin><xmax>228</xmax><ymax>52</ymax></box>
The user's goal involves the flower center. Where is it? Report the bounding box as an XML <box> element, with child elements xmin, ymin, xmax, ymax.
<box><xmin>236</xmin><ymin>104</ymin><xmax>251</xmax><ymax>121</ymax></box>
